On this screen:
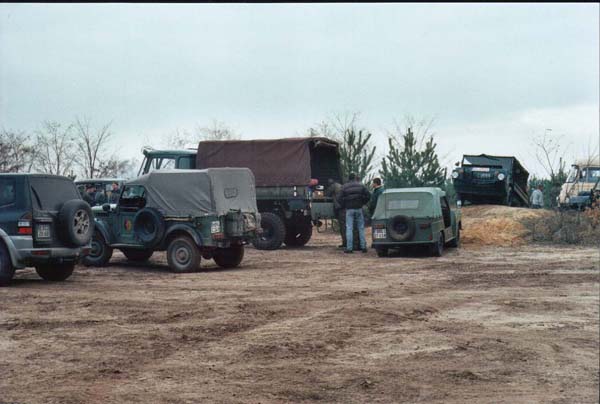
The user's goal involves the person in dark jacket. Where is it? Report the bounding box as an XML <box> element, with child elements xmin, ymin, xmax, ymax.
<box><xmin>327</xmin><ymin>178</ymin><xmax>346</xmax><ymax>248</ymax></box>
<box><xmin>368</xmin><ymin>178</ymin><xmax>384</xmax><ymax>217</ymax></box>
<box><xmin>339</xmin><ymin>173</ymin><xmax>371</xmax><ymax>253</ymax></box>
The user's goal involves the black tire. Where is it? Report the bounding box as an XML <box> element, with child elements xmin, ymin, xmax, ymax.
<box><xmin>252</xmin><ymin>212</ymin><xmax>285</xmax><ymax>250</ymax></box>
<box><xmin>58</xmin><ymin>199</ymin><xmax>94</xmax><ymax>247</ymax></box>
<box><xmin>82</xmin><ymin>232</ymin><xmax>113</xmax><ymax>267</ymax></box>
<box><xmin>121</xmin><ymin>248</ymin><xmax>154</xmax><ymax>262</ymax></box>
<box><xmin>35</xmin><ymin>262</ymin><xmax>75</xmax><ymax>282</ymax></box>
<box><xmin>375</xmin><ymin>246</ymin><xmax>388</xmax><ymax>258</ymax></box>
<box><xmin>213</xmin><ymin>245</ymin><xmax>245</xmax><ymax>268</ymax></box>
<box><xmin>167</xmin><ymin>236</ymin><xmax>201</xmax><ymax>273</ymax></box>
<box><xmin>448</xmin><ymin>227</ymin><xmax>461</xmax><ymax>248</ymax></box>
<box><xmin>387</xmin><ymin>215</ymin><xmax>416</xmax><ymax>242</ymax></box>
<box><xmin>0</xmin><ymin>242</ymin><xmax>15</xmax><ymax>287</ymax></box>
<box><xmin>133</xmin><ymin>208</ymin><xmax>165</xmax><ymax>248</ymax></box>
<box><xmin>431</xmin><ymin>232</ymin><xmax>444</xmax><ymax>257</ymax></box>
<box><xmin>284</xmin><ymin>220</ymin><xmax>313</xmax><ymax>247</ymax></box>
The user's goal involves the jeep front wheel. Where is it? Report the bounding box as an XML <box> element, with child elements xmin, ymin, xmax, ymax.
<box><xmin>83</xmin><ymin>232</ymin><xmax>113</xmax><ymax>267</ymax></box>
<box><xmin>35</xmin><ymin>262</ymin><xmax>75</xmax><ymax>282</ymax></box>
<box><xmin>121</xmin><ymin>248</ymin><xmax>154</xmax><ymax>262</ymax></box>
<box><xmin>284</xmin><ymin>220</ymin><xmax>313</xmax><ymax>247</ymax></box>
<box><xmin>213</xmin><ymin>245</ymin><xmax>245</xmax><ymax>268</ymax></box>
<box><xmin>167</xmin><ymin>236</ymin><xmax>201</xmax><ymax>273</ymax></box>
<box><xmin>252</xmin><ymin>212</ymin><xmax>285</xmax><ymax>250</ymax></box>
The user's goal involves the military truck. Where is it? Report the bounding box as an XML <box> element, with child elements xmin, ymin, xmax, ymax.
<box><xmin>452</xmin><ymin>154</ymin><xmax>530</xmax><ymax>207</ymax></box>
<box><xmin>139</xmin><ymin>138</ymin><xmax>342</xmax><ymax>250</ymax></box>
<box><xmin>83</xmin><ymin>169</ymin><xmax>260</xmax><ymax>272</ymax></box>
<box><xmin>557</xmin><ymin>158</ymin><xmax>600</xmax><ymax>209</ymax></box>
<box><xmin>371</xmin><ymin>187</ymin><xmax>461</xmax><ymax>257</ymax></box>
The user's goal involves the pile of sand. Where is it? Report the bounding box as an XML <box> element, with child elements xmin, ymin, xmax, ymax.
<box><xmin>460</xmin><ymin>205</ymin><xmax>551</xmax><ymax>247</ymax></box>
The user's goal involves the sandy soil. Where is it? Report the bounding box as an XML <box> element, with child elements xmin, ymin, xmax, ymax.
<box><xmin>1</xmin><ymin>232</ymin><xmax>598</xmax><ymax>404</ymax></box>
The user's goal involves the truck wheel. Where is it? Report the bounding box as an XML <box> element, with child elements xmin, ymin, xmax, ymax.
<box><xmin>133</xmin><ymin>208</ymin><xmax>165</xmax><ymax>248</ymax></box>
<box><xmin>0</xmin><ymin>242</ymin><xmax>15</xmax><ymax>286</ymax></box>
<box><xmin>284</xmin><ymin>221</ymin><xmax>313</xmax><ymax>247</ymax></box>
<box><xmin>252</xmin><ymin>212</ymin><xmax>285</xmax><ymax>250</ymax></box>
<box><xmin>58</xmin><ymin>199</ymin><xmax>94</xmax><ymax>247</ymax></box>
<box><xmin>213</xmin><ymin>245</ymin><xmax>245</xmax><ymax>268</ymax></box>
<box><xmin>448</xmin><ymin>228</ymin><xmax>460</xmax><ymax>248</ymax></box>
<box><xmin>35</xmin><ymin>262</ymin><xmax>75</xmax><ymax>282</ymax></box>
<box><xmin>431</xmin><ymin>232</ymin><xmax>444</xmax><ymax>257</ymax></box>
<box><xmin>167</xmin><ymin>236</ymin><xmax>201</xmax><ymax>273</ymax></box>
<box><xmin>375</xmin><ymin>247</ymin><xmax>388</xmax><ymax>257</ymax></box>
<box><xmin>83</xmin><ymin>232</ymin><xmax>113</xmax><ymax>267</ymax></box>
<box><xmin>121</xmin><ymin>249</ymin><xmax>154</xmax><ymax>262</ymax></box>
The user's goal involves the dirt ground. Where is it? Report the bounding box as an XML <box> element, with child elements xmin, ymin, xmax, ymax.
<box><xmin>1</xmin><ymin>231</ymin><xmax>598</xmax><ymax>404</ymax></box>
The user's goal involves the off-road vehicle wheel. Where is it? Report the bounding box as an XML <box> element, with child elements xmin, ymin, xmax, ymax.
<box><xmin>375</xmin><ymin>246</ymin><xmax>388</xmax><ymax>258</ymax></box>
<box><xmin>388</xmin><ymin>215</ymin><xmax>416</xmax><ymax>242</ymax></box>
<box><xmin>121</xmin><ymin>248</ymin><xmax>154</xmax><ymax>262</ymax></box>
<box><xmin>58</xmin><ymin>199</ymin><xmax>94</xmax><ymax>247</ymax></box>
<box><xmin>431</xmin><ymin>232</ymin><xmax>444</xmax><ymax>257</ymax></box>
<box><xmin>213</xmin><ymin>245</ymin><xmax>245</xmax><ymax>268</ymax></box>
<box><xmin>35</xmin><ymin>262</ymin><xmax>75</xmax><ymax>281</ymax></box>
<box><xmin>284</xmin><ymin>220</ymin><xmax>312</xmax><ymax>247</ymax></box>
<box><xmin>133</xmin><ymin>208</ymin><xmax>165</xmax><ymax>248</ymax></box>
<box><xmin>83</xmin><ymin>232</ymin><xmax>113</xmax><ymax>267</ymax></box>
<box><xmin>448</xmin><ymin>227</ymin><xmax>460</xmax><ymax>248</ymax></box>
<box><xmin>167</xmin><ymin>236</ymin><xmax>201</xmax><ymax>273</ymax></box>
<box><xmin>0</xmin><ymin>242</ymin><xmax>15</xmax><ymax>286</ymax></box>
<box><xmin>252</xmin><ymin>212</ymin><xmax>285</xmax><ymax>250</ymax></box>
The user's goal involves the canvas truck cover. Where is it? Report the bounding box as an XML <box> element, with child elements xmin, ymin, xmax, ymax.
<box><xmin>196</xmin><ymin>137</ymin><xmax>341</xmax><ymax>187</ymax></box>
<box><xmin>126</xmin><ymin>169</ymin><xmax>258</xmax><ymax>217</ymax></box>
<box><xmin>372</xmin><ymin>188</ymin><xmax>444</xmax><ymax>220</ymax></box>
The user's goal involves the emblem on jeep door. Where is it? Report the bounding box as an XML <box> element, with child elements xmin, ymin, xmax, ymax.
<box><xmin>124</xmin><ymin>219</ymin><xmax>133</xmax><ymax>232</ymax></box>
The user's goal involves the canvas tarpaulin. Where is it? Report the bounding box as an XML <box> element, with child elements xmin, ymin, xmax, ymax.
<box><xmin>126</xmin><ymin>169</ymin><xmax>258</xmax><ymax>217</ymax></box>
<box><xmin>196</xmin><ymin>137</ymin><xmax>339</xmax><ymax>187</ymax></box>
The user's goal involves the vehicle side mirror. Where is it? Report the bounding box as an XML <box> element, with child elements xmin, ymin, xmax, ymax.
<box><xmin>455</xmin><ymin>161</ymin><xmax>460</xmax><ymax>167</ymax></box>
<box><xmin>102</xmin><ymin>203</ymin><xmax>111</xmax><ymax>212</ymax></box>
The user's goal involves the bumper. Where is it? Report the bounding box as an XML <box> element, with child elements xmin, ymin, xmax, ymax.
<box><xmin>372</xmin><ymin>240</ymin><xmax>435</xmax><ymax>247</ymax></box>
<box><xmin>3</xmin><ymin>235</ymin><xmax>90</xmax><ymax>269</ymax></box>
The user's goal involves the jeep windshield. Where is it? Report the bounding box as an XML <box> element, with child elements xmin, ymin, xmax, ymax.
<box><xmin>381</xmin><ymin>192</ymin><xmax>435</xmax><ymax>218</ymax></box>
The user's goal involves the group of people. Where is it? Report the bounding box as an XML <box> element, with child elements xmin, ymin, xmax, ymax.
<box><xmin>326</xmin><ymin>174</ymin><xmax>384</xmax><ymax>253</ymax></box>
<box><xmin>82</xmin><ymin>182</ymin><xmax>122</xmax><ymax>206</ymax></box>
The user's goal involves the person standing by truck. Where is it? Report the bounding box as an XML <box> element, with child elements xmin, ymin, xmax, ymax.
<box><xmin>369</xmin><ymin>178</ymin><xmax>384</xmax><ymax>217</ymax></box>
<box><xmin>339</xmin><ymin>173</ymin><xmax>371</xmax><ymax>254</ymax></box>
<box><xmin>530</xmin><ymin>184</ymin><xmax>544</xmax><ymax>209</ymax></box>
<box><xmin>327</xmin><ymin>178</ymin><xmax>347</xmax><ymax>248</ymax></box>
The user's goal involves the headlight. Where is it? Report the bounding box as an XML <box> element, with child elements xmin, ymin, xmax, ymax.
<box><xmin>451</xmin><ymin>171</ymin><xmax>459</xmax><ymax>179</ymax></box>
<box><xmin>211</xmin><ymin>220</ymin><xmax>221</xmax><ymax>233</ymax></box>
<box><xmin>497</xmin><ymin>173</ymin><xmax>506</xmax><ymax>181</ymax></box>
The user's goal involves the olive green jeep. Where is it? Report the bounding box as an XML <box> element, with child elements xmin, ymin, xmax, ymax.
<box><xmin>83</xmin><ymin>168</ymin><xmax>260</xmax><ymax>272</ymax></box>
<box><xmin>371</xmin><ymin>187</ymin><xmax>461</xmax><ymax>257</ymax></box>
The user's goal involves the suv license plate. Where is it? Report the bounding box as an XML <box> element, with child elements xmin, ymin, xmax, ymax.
<box><xmin>37</xmin><ymin>224</ymin><xmax>50</xmax><ymax>239</ymax></box>
<box><xmin>373</xmin><ymin>229</ymin><xmax>387</xmax><ymax>239</ymax></box>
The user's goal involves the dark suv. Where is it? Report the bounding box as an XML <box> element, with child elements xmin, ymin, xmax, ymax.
<box><xmin>0</xmin><ymin>174</ymin><xmax>94</xmax><ymax>286</ymax></box>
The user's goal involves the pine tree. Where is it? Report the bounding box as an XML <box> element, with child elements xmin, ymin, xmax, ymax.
<box><xmin>339</xmin><ymin>128</ymin><xmax>377</xmax><ymax>183</ymax></box>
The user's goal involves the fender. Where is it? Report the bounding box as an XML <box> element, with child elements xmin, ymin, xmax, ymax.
<box><xmin>93</xmin><ymin>219</ymin><xmax>112</xmax><ymax>244</ymax></box>
<box><xmin>164</xmin><ymin>224</ymin><xmax>203</xmax><ymax>247</ymax></box>
<box><xmin>0</xmin><ymin>228</ymin><xmax>23</xmax><ymax>268</ymax></box>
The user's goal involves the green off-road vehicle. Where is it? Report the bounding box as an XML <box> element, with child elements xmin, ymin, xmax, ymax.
<box><xmin>371</xmin><ymin>187</ymin><xmax>461</xmax><ymax>257</ymax></box>
<box><xmin>83</xmin><ymin>168</ymin><xmax>260</xmax><ymax>272</ymax></box>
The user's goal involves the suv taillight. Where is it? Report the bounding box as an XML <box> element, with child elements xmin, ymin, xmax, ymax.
<box><xmin>18</xmin><ymin>212</ymin><xmax>33</xmax><ymax>235</ymax></box>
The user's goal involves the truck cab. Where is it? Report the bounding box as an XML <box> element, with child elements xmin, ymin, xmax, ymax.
<box><xmin>558</xmin><ymin>159</ymin><xmax>600</xmax><ymax>208</ymax></box>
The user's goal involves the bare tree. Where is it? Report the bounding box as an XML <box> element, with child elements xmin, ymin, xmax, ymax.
<box><xmin>73</xmin><ymin>117</ymin><xmax>115</xmax><ymax>179</ymax></box>
<box><xmin>97</xmin><ymin>157</ymin><xmax>138</xmax><ymax>179</ymax></box>
<box><xmin>34</xmin><ymin>121</ymin><xmax>76</xmax><ymax>177</ymax></box>
<box><xmin>163</xmin><ymin>128</ymin><xmax>195</xmax><ymax>149</ymax></box>
<box><xmin>0</xmin><ymin>129</ymin><xmax>36</xmax><ymax>173</ymax></box>
<box><xmin>197</xmin><ymin>119</ymin><xmax>240</xmax><ymax>141</ymax></box>
<box><xmin>531</xmin><ymin>129</ymin><xmax>569</xmax><ymax>182</ymax></box>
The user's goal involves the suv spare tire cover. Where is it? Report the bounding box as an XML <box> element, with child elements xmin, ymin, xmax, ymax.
<box><xmin>58</xmin><ymin>199</ymin><xmax>95</xmax><ymax>247</ymax></box>
<box><xmin>387</xmin><ymin>215</ymin><xmax>416</xmax><ymax>242</ymax></box>
<box><xmin>133</xmin><ymin>208</ymin><xmax>165</xmax><ymax>248</ymax></box>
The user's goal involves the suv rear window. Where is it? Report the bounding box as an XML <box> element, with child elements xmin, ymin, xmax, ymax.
<box><xmin>0</xmin><ymin>178</ymin><xmax>16</xmax><ymax>208</ymax></box>
<box><xmin>29</xmin><ymin>177</ymin><xmax>80</xmax><ymax>211</ymax></box>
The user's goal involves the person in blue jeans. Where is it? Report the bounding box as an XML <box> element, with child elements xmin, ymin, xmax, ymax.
<box><xmin>338</xmin><ymin>173</ymin><xmax>371</xmax><ymax>253</ymax></box>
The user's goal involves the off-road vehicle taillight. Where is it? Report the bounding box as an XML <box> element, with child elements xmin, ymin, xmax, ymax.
<box><xmin>18</xmin><ymin>212</ymin><xmax>33</xmax><ymax>235</ymax></box>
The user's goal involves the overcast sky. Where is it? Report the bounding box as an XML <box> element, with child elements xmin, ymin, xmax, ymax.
<box><xmin>1</xmin><ymin>3</ymin><xmax>598</xmax><ymax>177</ymax></box>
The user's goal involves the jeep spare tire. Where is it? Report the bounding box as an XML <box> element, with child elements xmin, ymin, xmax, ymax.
<box><xmin>252</xmin><ymin>212</ymin><xmax>285</xmax><ymax>250</ymax></box>
<box><xmin>133</xmin><ymin>208</ymin><xmax>165</xmax><ymax>248</ymax></box>
<box><xmin>387</xmin><ymin>215</ymin><xmax>416</xmax><ymax>242</ymax></box>
<box><xmin>58</xmin><ymin>199</ymin><xmax>94</xmax><ymax>247</ymax></box>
